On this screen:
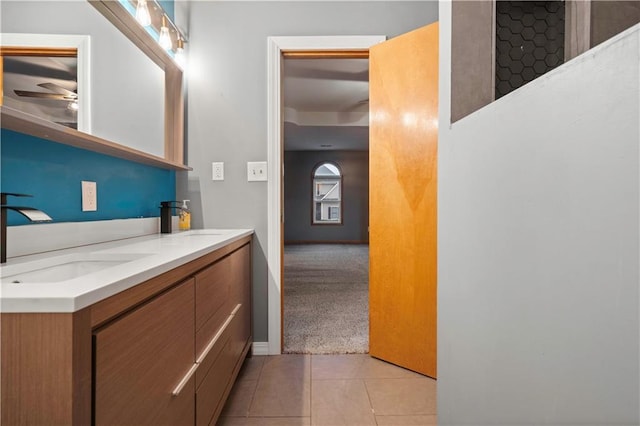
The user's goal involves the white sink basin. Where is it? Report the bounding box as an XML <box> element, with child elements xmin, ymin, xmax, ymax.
<box><xmin>1</xmin><ymin>252</ymin><xmax>152</xmax><ymax>284</ymax></box>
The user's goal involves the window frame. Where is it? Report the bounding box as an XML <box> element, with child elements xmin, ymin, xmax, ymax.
<box><xmin>311</xmin><ymin>161</ymin><xmax>343</xmax><ymax>226</ymax></box>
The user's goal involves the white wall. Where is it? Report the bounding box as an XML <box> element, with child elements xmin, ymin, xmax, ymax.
<box><xmin>182</xmin><ymin>1</ymin><xmax>438</xmax><ymax>342</ymax></box>
<box><xmin>1</xmin><ymin>1</ymin><xmax>165</xmax><ymax>157</ymax></box>
<box><xmin>438</xmin><ymin>1</ymin><xmax>639</xmax><ymax>422</ymax></box>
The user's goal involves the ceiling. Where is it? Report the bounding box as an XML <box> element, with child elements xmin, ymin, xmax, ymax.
<box><xmin>283</xmin><ymin>58</ymin><xmax>369</xmax><ymax>151</ymax></box>
<box><xmin>3</xmin><ymin>55</ymin><xmax>371</xmax><ymax>148</ymax></box>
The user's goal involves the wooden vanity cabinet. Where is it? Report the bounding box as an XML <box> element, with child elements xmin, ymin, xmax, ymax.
<box><xmin>94</xmin><ymin>279</ymin><xmax>196</xmax><ymax>426</ymax></box>
<box><xmin>0</xmin><ymin>236</ymin><xmax>252</xmax><ymax>426</ymax></box>
<box><xmin>194</xmin><ymin>243</ymin><xmax>253</xmax><ymax>426</ymax></box>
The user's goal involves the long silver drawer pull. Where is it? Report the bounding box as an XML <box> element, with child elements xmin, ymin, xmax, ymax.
<box><xmin>231</xmin><ymin>303</ymin><xmax>242</xmax><ymax>316</ymax></box>
<box><xmin>196</xmin><ymin>303</ymin><xmax>241</xmax><ymax>364</ymax></box>
<box><xmin>171</xmin><ymin>363</ymin><xmax>198</xmax><ymax>396</ymax></box>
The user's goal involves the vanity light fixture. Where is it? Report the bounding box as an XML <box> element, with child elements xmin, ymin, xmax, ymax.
<box><xmin>158</xmin><ymin>15</ymin><xmax>172</xmax><ymax>50</ymax></box>
<box><xmin>175</xmin><ymin>37</ymin><xmax>186</xmax><ymax>69</ymax></box>
<box><xmin>122</xmin><ymin>0</ymin><xmax>188</xmax><ymax>64</ymax></box>
<box><xmin>135</xmin><ymin>0</ymin><xmax>151</xmax><ymax>27</ymax></box>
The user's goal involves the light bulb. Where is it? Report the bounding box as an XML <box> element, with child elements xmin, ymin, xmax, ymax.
<box><xmin>159</xmin><ymin>16</ymin><xmax>172</xmax><ymax>50</ymax></box>
<box><xmin>67</xmin><ymin>100</ymin><xmax>79</xmax><ymax>111</ymax></box>
<box><xmin>135</xmin><ymin>0</ymin><xmax>151</xmax><ymax>27</ymax></box>
<box><xmin>175</xmin><ymin>38</ymin><xmax>187</xmax><ymax>69</ymax></box>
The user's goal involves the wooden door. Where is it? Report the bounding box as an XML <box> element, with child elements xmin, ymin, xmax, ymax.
<box><xmin>369</xmin><ymin>23</ymin><xmax>439</xmax><ymax>378</ymax></box>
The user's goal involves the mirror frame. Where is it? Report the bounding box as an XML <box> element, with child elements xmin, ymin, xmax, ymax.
<box><xmin>88</xmin><ymin>0</ymin><xmax>184</xmax><ymax>165</ymax></box>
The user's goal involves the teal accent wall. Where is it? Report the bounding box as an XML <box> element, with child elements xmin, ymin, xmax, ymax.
<box><xmin>158</xmin><ymin>0</ymin><xmax>175</xmax><ymax>21</ymax></box>
<box><xmin>1</xmin><ymin>129</ymin><xmax>176</xmax><ymax>226</ymax></box>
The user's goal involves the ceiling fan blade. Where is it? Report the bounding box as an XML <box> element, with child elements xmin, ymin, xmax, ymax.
<box><xmin>37</xmin><ymin>82</ymin><xmax>77</xmax><ymax>98</ymax></box>
<box><xmin>14</xmin><ymin>89</ymin><xmax>68</xmax><ymax>100</ymax></box>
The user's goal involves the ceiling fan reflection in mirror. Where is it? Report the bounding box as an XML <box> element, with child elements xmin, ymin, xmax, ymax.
<box><xmin>14</xmin><ymin>82</ymin><xmax>79</xmax><ymax>111</ymax></box>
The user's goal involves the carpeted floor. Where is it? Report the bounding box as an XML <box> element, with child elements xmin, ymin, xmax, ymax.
<box><xmin>283</xmin><ymin>244</ymin><xmax>369</xmax><ymax>354</ymax></box>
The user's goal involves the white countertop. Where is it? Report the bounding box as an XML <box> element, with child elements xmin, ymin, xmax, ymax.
<box><xmin>0</xmin><ymin>229</ymin><xmax>253</xmax><ymax>313</ymax></box>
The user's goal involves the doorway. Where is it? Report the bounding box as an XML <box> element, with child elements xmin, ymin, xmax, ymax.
<box><xmin>267</xmin><ymin>25</ymin><xmax>438</xmax><ymax>377</ymax></box>
<box><xmin>281</xmin><ymin>54</ymin><xmax>371</xmax><ymax>354</ymax></box>
<box><xmin>266</xmin><ymin>36</ymin><xmax>385</xmax><ymax>355</ymax></box>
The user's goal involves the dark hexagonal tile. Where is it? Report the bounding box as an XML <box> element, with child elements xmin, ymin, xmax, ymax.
<box><xmin>545</xmin><ymin>27</ymin><xmax>559</xmax><ymax>40</ymax></box>
<box><xmin>509</xmin><ymin>34</ymin><xmax>524</xmax><ymax>48</ymax></box>
<box><xmin>511</xmin><ymin>74</ymin><xmax>524</xmax><ymax>87</ymax></box>
<box><xmin>533</xmin><ymin>20</ymin><xmax>547</xmax><ymax>34</ymax></box>
<box><xmin>497</xmin><ymin>26</ymin><xmax>513</xmax><ymax>41</ymax></box>
<box><xmin>509</xmin><ymin>61</ymin><xmax>524</xmax><ymax>74</ymax></box>
<box><xmin>546</xmin><ymin>1</ymin><xmax>561</xmax><ymax>13</ymax></box>
<box><xmin>497</xmin><ymin>52</ymin><xmax>511</xmax><ymax>68</ymax></box>
<box><xmin>521</xmin><ymin>26</ymin><xmax>536</xmax><ymax>40</ymax></box>
<box><xmin>545</xmin><ymin>13</ymin><xmax>558</xmax><ymax>26</ymax></box>
<box><xmin>522</xmin><ymin>53</ymin><xmax>536</xmax><ymax>67</ymax></box>
<box><xmin>548</xmin><ymin>41</ymin><xmax>563</xmax><ymax>54</ymax></box>
<box><xmin>533</xmin><ymin>61</ymin><xmax>548</xmax><ymax>74</ymax></box>
<box><xmin>522</xmin><ymin>14</ymin><xmax>536</xmax><ymax>27</ymax></box>
<box><xmin>510</xmin><ymin>20</ymin><xmax>524</xmax><ymax>34</ymax></box>
<box><xmin>522</xmin><ymin>40</ymin><xmax>535</xmax><ymax>53</ymax></box>
<box><xmin>497</xmin><ymin>12</ymin><xmax>512</xmax><ymax>27</ymax></box>
<box><xmin>509</xmin><ymin>46</ymin><xmax>524</xmax><ymax>61</ymax></box>
<box><xmin>496</xmin><ymin>67</ymin><xmax>512</xmax><ymax>81</ymax></box>
<box><xmin>497</xmin><ymin>81</ymin><xmax>512</xmax><ymax>96</ymax></box>
<box><xmin>522</xmin><ymin>67</ymin><xmax>536</xmax><ymax>81</ymax></box>
<box><xmin>533</xmin><ymin>33</ymin><xmax>547</xmax><ymax>47</ymax></box>
<box><xmin>545</xmin><ymin>55</ymin><xmax>560</xmax><ymax>67</ymax></box>
<box><xmin>533</xmin><ymin>47</ymin><xmax>547</xmax><ymax>60</ymax></box>
<box><xmin>533</xmin><ymin>6</ymin><xmax>547</xmax><ymax>20</ymax></box>
<box><xmin>497</xmin><ymin>39</ymin><xmax>512</xmax><ymax>51</ymax></box>
<box><xmin>506</xmin><ymin>5</ymin><xmax>524</xmax><ymax>20</ymax></box>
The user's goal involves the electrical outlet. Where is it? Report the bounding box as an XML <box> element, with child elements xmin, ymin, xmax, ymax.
<box><xmin>212</xmin><ymin>162</ymin><xmax>224</xmax><ymax>181</ymax></box>
<box><xmin>81</xmin><ymin>181</ymin><xmax>97</xmax><ymax>212</ymax></box>
<box><xmin>247</xmin><ymin>161</ymin><xmax>267</xmax><ymax>182</ymax></box>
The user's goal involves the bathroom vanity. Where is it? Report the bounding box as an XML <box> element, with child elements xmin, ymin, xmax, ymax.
<box><xmin>0</xmin><ymin>229</ymin><xmax>253</xmax><ymax>426</ymax></box>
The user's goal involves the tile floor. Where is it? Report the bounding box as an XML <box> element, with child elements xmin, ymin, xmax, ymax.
<box><xmin>218</xmin><ymin>354</ymin><xmax>437</xmax><ymax>426</ymax></box>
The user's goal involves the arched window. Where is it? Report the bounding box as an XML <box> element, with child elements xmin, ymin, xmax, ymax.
<box><xmin>312</xmin><ymin>162</ymin><xmax>342</xmax><ymax>225</ymax></box>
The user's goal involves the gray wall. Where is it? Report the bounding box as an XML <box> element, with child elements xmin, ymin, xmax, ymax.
<box><xmin>284</xmin><ymin>151</ymin><xmax>369</xmax><ymax>243</ymax></box>
<box><xmin>450</xmin><ymin>0</ymin><xmax>640</xmax><ymax>123</ymax></box>
<box><xmin>591</xmin><ymin>1</ymin><xmax>640</xmax><ymax>47</ymax></box>
<box><xmin>440</xmin><ymin>1</ymin><xmax>639</xmax><ymax>421</ymax></box>
<box><xmin>450</xmin><ymin>1</ymin><xmax>494</xmax><ymax>123</ymax></box>
<box><xmin>181</xmin><ymin>1</ymin><xmax>438</xmax><ymax>342</ymax></box>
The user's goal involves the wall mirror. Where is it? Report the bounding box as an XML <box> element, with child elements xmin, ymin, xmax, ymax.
<box><xmin>0</xmin><ymin>0</ymin><xmax>184</xmax><ymax>167</ymax></box>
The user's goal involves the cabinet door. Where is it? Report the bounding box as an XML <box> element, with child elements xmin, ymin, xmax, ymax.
<box><xmin>230</xmin><ymin>244</ymin><xmax>252</xmax><ymax>358</ymax></box>
<box><xmin>94</xmin><ymin>279</ymin><xmax>195</xmax><ymax>426</ymax></box>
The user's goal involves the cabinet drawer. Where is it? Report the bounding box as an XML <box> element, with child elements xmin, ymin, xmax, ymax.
<box><xmin>195</xmin><ymin>302</ymin><xmax>242</xmax><ymax>387</ymax></box>
<box><xmin>94</xmin><ymin>279</ymin><xmax>195</xmax><ymax>426</ymax></box>
<box><xmin>229</xmin><ymin>302</ymin><xmax>251</xmax><ymax>362</ymax></box>
<box><xmin>230</xmin><ymin>244</ymin><xmax>251</xmax><ymax>307</ymax></box>
<box><xmin>195</xmin><ymin>256</ymin><xmax>231</xmax><ymax>332</ymax></box>
<box><xmin>196</xmin><ymin>328</ymin><xmax>237</xmax><ymax>426</ymax></box>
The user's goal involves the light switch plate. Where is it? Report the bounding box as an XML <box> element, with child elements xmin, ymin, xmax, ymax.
<box><xmin>212</xmin><ymin>162</ymin><xmax>224</xmax><ymax>181</ymax></box>
<box><xmin>247</xmin><ymin>161</ymin><xmax>267</xmax><ymax>182</ymax></box>
<box><xmin>81</xmin><ymin>181</ymin><xmax>97</xmax><ymax>211</ymax></box>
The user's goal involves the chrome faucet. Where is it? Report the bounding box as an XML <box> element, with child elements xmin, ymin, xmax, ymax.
<box><xmin>1</xmin><ymin>193</ymin><xmax>53</xmax><ymax>263</ymax></box>
<box><xmin>159</xmin><ymin>201</ymin><xmax>185</xmax><ymax>234</ymax></box>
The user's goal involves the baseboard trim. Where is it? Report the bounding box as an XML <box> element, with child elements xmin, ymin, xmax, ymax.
<box><xmin>252</xmin><ymin>342</ymin><xmax>270</xmax><ymax>356</ymax></box>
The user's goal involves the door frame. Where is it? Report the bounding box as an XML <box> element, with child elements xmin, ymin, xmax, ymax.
<box><xmin>266</xmin><ymin>35</ymin><xmax>385</xmax><ymax>354</ymax></box>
